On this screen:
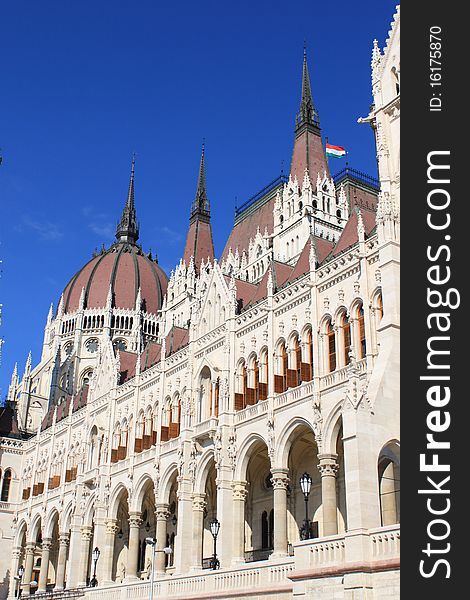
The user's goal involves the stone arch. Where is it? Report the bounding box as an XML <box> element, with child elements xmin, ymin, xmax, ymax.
<box><xmin>14</xmin><ymin>518</ymin><xmax>28</xmax><ymax>547</ymax></box>
<box><xmin>108</xmin><ymin>483</ymin><xmax>129</xmax><ymax>520</ymax></box>
<box><xmin>158</xmin><ymin>463</ymin><xmax>178</xmax><ymax>505</ymax></box>
<box><xmin>28</xmin><ymin>512</ymin><xmax>43</xmax><ymax>543</ymax></box>
<box><xmin>44</xmin><ymin>507</ymin><xmax>60</xmax><ymax>539</ymax></box>
<box><xmin>275</xmin><ymin>416</ymin><xmax>317</xmax><ymax>468</ymax></box>
<box><xmin>322</xmin><ymin>401</ymin><xmax>344</xmax><ymax>455</ymax></box>
<box><xmin>194</xmin><ymin>448</ymin><xmax>216</xmax><ymax>494</ymax></box>
<box><xmin>83</xmin><ymin>492</ymin><xmax>96</xmax><ymax>527</ymax></box>
<box><xmin>132</xmin><ymin>473</ymin><xmax>155</xmax><ymax>512</ymax></box>
<box><xmin>61</xmin><ymin>501</ymin><xmax>74</xmax><ymax>532</ymax></box>
<box><xmin>234</xmin><ymin>432</ymin><xmax>269</xmax><ymax>481</ymax></box>
<box><xmin>378</xmin><ymin>439</ymin><xmax>400</xmax><ymax>526</ymax></box>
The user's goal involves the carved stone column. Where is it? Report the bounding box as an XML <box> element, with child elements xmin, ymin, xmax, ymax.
<box><xmin>38</xmin><ymin>537</ymin><xmax>52</xmax><ymax>592</ymax></box>
<box><xmin>8</xmin><ymin>546</ymin><xmax>22</xmax><ymax>598</ymax></box>
<box><xmin>22</xmin><ymin>542</ymin><xmax>36</xmax><ymax>596</ymax></box>
<box><xmin>55</xmin><ymin>532</ymin><xmax>70</xmax><ymax>590</ymax></box>
<box><xmin>78</xmin><ymin>526</ymin><xmax>93</xmax><ymax>586</ymax></box>
<box><xmin>126</xmin><ymin>512</ymin><xmax>142</xmax><ymax>580</ymax></box>
<box><xmin>191</xmin><ymin>493</ymin><xmax>207</xmax><ymax>570</ymax></box>
<box><xmin>318</xmin><ymin>453</ymin><xmax>339</xmax><ymax>536</ymax></box>
<box><xmin>271</xmin><ymin>468</ymin><xmax>289</xmax><ymax>556</ymax></box>
<box><xmin>155</xmin><ymin>504</ymin><xmax>170</xmax><ymax>575</ymax></box>
<box><xmin>102</xmin><ymin>519</ymin><xmax>118</xmax><ymax>584</ymax></box>
<box><xmin>231</xmin><ymin>481</ymin><xmax>248</xmax><ymax>564</ymax></box>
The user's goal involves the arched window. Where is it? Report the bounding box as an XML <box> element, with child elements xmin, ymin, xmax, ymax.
<box><xmin>357</xmin><ymin>304</ymin><xmax>367</xmax><ymax>359</ymax></box>
<box><xmin>246</xmin><ymin>354</ymin><xmax>259</xmax><ymax>405</ymax></box>
<box><xmin>301</xmin><ymin>328</ymin><xmax>314</xmax><ymax>381</ymax></box>
<box><xmin>376</xmin><ymin>293</ymin><xmax>384</xmax><ymax>323</ymax></box>
<box><xmin>259</xmin><ymin>349</ymin><xmax>268</xmax><ymax>400</ymax></box>
<box><xmin>326</xmin><ymin>320</ymin><xmax>336</xmax><ymax>372</ymax></box>
<box><xmin>340</xmin><ymin>313</ymin><xmax>351</xmax><ymax>365</ymax></box>
<box><xmin>287</xmin><ymin>336</ymin><xmax>301</xmax><ymax>388</ymax></box>
<box><xmin>134</xmin><ymin>413</ymin><xmax>145</xmax><ymax>453</ymax></box>
<box><xmin>274</xmin><ymin>341</ymin><xmax>288</xmax><ymax>393</ymax></box>
<box><xmin>160</xmin><ymin>398</ymin><xmax>172</xmax><ymax>442</ymax></box>
<box><xmin>234</xmin><ymin>361</ymin><xmax>247</xmax><ymax>411</ymax></box>
<box><xmin>1</xmin><ymin>469</ymin><xmax>12</xmax><ymax>502</ymax></box>
<box><xmin>169</xmin><ymin>396</ymin><xmax>181</xmax><ymax>439</ymax></box>
<box><xmin>378</xmin><ymin>444</ymin><xmax>400</xmax><ymax>526</ymax></box>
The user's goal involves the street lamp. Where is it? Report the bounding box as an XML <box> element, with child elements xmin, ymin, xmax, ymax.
<box><xmin>145</xmin><ymin>538</ymin><xmax>172</xmax><ymax>600</ymax></box>
<box><xmin>209</xmin><ymin>518</ymin><xmax>220</xmax><ymax>570</ymax></box>
<box><xmin>89</xmin><ymin>547</ymin><xmax>100</xmax><ymax>587</ymax></box>
<box><xmin>14</xmin><ymin>565</ymin><xmax>25</xmax><ymax>598</ymax></box>
<box><xmin>299</xmin><ymin>472</ymin><xmax>313</xmax><ymax>540</ymax></box>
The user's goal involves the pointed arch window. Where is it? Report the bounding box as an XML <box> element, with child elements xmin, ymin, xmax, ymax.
<box><xmin>341</xmin><ymin>313</ymin><xmax>351</xmax><ymax>365</ymax></box>
<box><xmin>301</xmin><ymin>329</ymin><xmax>314</xmax><ymax>381</ymax></box>
<box><xmin>235</xmin><ymin>361</ymin><xmax>247</xmax><ymax>411</ymax></box>
<box><xmin>357</xmin><ymin>304</ymin><xmax>367</xmax><ymax>359</ymax></box>
<box><xmin>327</xmin><ymin>320</ymin><xmax>336</xmax><ymax>372</ymax></box>
<box><xmin>1</xmin><ymin>469</ymin><xmax>12</xmax><ymax>502</ymax></box>
<box><xmin>259</xmin><ymin>350</ymin><xmax>268</xmax><ymax>401</ymax></box>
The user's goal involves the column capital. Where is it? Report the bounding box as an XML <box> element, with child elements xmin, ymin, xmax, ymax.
<box><xmin>317</xmin><ymin>453</ymin><xmax>339</xmax><ymax>477</ymax></box>
<box><xmin>129</xmin><ymin>512</ymin><xmax>142</xmax><ymax>528</ymax></box>
<box><xmin>41</xmin><ymin>537</ymin><xmax>53</xmax><ymax>551</ymax></box>
<box><xmin>155</xmin><ymin>503</ymin><xmax>170</xmax><ymax>521</ymax></box>
<box><xmin>271</xmin><ymin>468</ymin><xmax>290</xmax><ymax>490</ymax></box>
<box><xmin>25</xmin><ymin>541</ymin><xmax>36</xmax><ymax>554</ymax></box>
<box><xmin>80</xmin><ymin>525</ymin><xmax>94</xmax><ymax>541</ymax></box>
<box><xmin>191</xmin><ymin>493</ymin><xmax>207</xmax><ymax>512</ymax></box>
<box><xmin>105</xmin><ymin>518</ymin><xmax>119</xmax><ymax>535</ymax></box>
<box><xmin>59</xmin><ymin>532</ymin><xmax>70</xmax><ymax>546</ymax></box>
<box><xmin>232</xmin><ymin>480</ymin><xmax>248</xmax><ymax>501</ymax></box>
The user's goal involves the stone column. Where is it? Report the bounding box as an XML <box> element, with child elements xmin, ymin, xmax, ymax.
<box><xmin>55</xmin><ymin>533</ymin><xmax>70</xmax><ymax>590</ymax></box>
<box><xmin>22</xmin><ymin>542</ymin><xmax>36</xmax><ymax>596</ymax></box>
<box><xmin>78</xmin><ymin>526</ymin><xmax>93</xmax><ymax>586</ymax></box>
<box><xmin>126</xmin><ymin>512</ymin><xmax>142</xmax><ymax>580</ymax></box>
<box><xmin>8</xmin><ymin>546</ymin><xmax>22</xmax><ymax>598</ymax></box>
<box><xmin>101</xmin><ymin>519</ymin><xmax>118</xmax><ymax>585</ymax></box>
<box><xmin>173</xmin><ymin>486</ymin><xmax>194</xmax><ymax>574</ymax></box>
<box><xmin>231</xmin><ymin>481</ymin><xmax>248</xmax><ymax>564</ymax></box>
<box><xmin>271</xmin><ymin>468</ymin><xmax>289</xmax><ymax>556</ymax></box>
<box><xmin>155</xmin><ymin>504</ymin><xmax>169</xmax><ymax>575</ymax></box>
<box><xmin>65</xmin><ymin>524</ymin><xmax>82</xmax><ymax>588</ymax></box>
<box><xmin>318</xmin><ymin>454</ymin><xmax>339</xmax><ymax>536</ymax></box>
<box><xmin>191</xmin><ymin>493</ymin><xmax>206</xmax><ymax>570</ymax></box>
<box><xmin>37</xmin><ymin>537</ymin><xmax>52</xmax><ymax>592</ymax></box>
<box><xmin>216</xmin><ymin>470</ymin><xmax>235</xmax><ymax>568</ymax></box>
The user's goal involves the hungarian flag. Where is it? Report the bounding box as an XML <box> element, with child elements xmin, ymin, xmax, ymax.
<box><xmin>326</xmin><ymin>143</ymin><xmax>347</xmax><ymax>159</ymax></box>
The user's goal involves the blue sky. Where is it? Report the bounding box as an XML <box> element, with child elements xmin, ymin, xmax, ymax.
<box><xmin>0</xmin><ymin>0</ymin><xmax>397</xmax><ymax>398</ymax></box>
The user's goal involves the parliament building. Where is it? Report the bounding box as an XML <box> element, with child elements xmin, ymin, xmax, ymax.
<box><xmin>0</xmin><ymin>6</ymin><xmax>400</xmax><ymax>599</ymax></box>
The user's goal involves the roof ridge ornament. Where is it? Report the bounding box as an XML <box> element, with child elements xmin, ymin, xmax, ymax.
<box><xmin>190</xmin><ymin>142</ymin><xmax>210</xmax><ymax>223</ymax></box>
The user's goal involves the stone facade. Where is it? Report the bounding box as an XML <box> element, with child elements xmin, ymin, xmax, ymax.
<box><xmin>0</xmin><ymin>6</ymin><xmax>400</xmax><ymax>599</ymax></box>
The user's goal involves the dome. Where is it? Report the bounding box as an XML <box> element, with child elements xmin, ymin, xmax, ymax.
<box><xmin>61</xmin><ymin>241</ymin><xmax>168</xmax><ymax>315</ymax></box>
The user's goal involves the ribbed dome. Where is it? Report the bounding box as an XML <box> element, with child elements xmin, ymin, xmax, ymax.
<box><xmin>61</xmin><ymin>241</ymin><xmax>168</xmax><ymax>315</ymax></box>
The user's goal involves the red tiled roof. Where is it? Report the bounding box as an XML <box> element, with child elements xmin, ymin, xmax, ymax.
<box><xmin>0</xmin><ymin>405</ymin><xmax>22</xmax><ymax>438</ymax></box>
<box><xmin>288</xmin><ymin>236</ymin><xmax>334</xmax><ymax>282</ymax></box>
<box><xmin>333</xmin><ymin>209</ymin><xmax>376</xmax><ymax>256</ymax></box>
<box><xmin>290</xmin><ymin>128</ymin><xmax>330</xmax><ymax>187</ymax></box>
<box><xmin>140</xmin><ymin>341</ymin><xmax>162</xmax><ymax>373</ymax></box>
<box><xmin>183</xmin><ymin>219</ymin><xmax>215</xmax><ymax>270</ymax></box>
<box><xmin>165</xmin><ymin>326</ymin><xmax>189</xmax><ymax>357</ymax></box>
<box><xmin>61</xmin><ymin>242</ymin><xmax>168</xmax><ymax>316</ymax></box>
<box><xmin>119</xmin><ymin>350</ymin><xmax>138</xmax><ymax>384</ymax></box>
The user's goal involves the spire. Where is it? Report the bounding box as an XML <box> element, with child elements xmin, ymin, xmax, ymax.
<box><xmin>116</xmin><ymin>155</ymin><xmax>139</xmax><ymax>244</ymax></box>
<box><xmin>183</xmin><ymin>144</ymin><xmax>215</xmax><ymax>270</ymax></box>
<box><xmin>296</xmin><ymin>45</ymin><xmax>320</xmax><ymax>132</ymax></box>
<box><xmin>190</xmin><ymin>143</ymin><xmax>210</xmax><ymax>223</ymax></box>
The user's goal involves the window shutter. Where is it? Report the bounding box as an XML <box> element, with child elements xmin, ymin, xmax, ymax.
<box><xmin>160</xmin><ymin>426</ymin><xmax>169</xmax><ymax>442</ymax></box>
<box><xmin>234</xmin><ymin>393</ymin><xmax>245</xmax><ymax>411</ymax></box>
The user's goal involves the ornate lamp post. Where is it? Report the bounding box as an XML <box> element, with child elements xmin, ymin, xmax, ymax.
<box><xmin>146</xmin><ymin>537</ymin><xmax>172</xmax><ymax>600</ymax></box>
<box><xmin>209</xmin><ymin>518</ymin><xmax>220</xmax><ymax>570</ymax></box>
<box><xmin>90</xmin><ymin>547</ymin><xmax>100</xmax><ymax>587</ymax></box>
<box><xmin>15</xmin><ymin>565</ymin><xmax>25</xmax><ymax>597</ymax></box>
<box><xmin>299</xmin><ymin>472</ymin><xmax>313</xmax><ymax>540</ymax></box>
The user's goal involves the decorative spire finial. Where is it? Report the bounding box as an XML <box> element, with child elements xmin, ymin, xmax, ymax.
<box><xmin>190</xmin><ymin>142</ymin><xmax>210</xmax><ymax>222</ymax></box>
<box><xmin>116</xmin><ymin>154</ymin><xmax>139</xmax><ymax>243</ymax></box>
<box><xmin>296</xmin><ymin>45</ymin><xmax>320</xmax><ymax>131</ymax></box>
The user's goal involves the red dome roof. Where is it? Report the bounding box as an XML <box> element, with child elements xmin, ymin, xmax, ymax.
<box><xmin>61</xmin><ymin>241</ymin><xmax>168</xmax><ymax>315</ymax></box>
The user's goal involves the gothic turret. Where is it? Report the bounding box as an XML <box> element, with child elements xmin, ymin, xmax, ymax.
<box><xmin>183</xmin><ymin>144</ymin><xmax>215</xmax><ymax>270</ymax></box>
<box><xmin>116</xmin><ymin>156</ymin><xmax>139</xmax><ymax>244</ymax></box>
<box><xmin>290</xmin><ymin>47</ymin><xmax>329</xmax><ymax>185</ymax></box>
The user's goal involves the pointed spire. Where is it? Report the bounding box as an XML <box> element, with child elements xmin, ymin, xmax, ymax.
<box><xmin>11</xmin><ymin>362</ymin><xmax>18</xmax><ymax>386</ymax></box>
<box><xmin>57</xmin><ymin>293</ymin><xmax>64</xmax><ymax>318</ymax></box>
<box><xmin>116</xmin><ymin>154</ymin><xmax>139</xmax><ymax>243</ymax></box>
<box><xmin>24</xmin><ymin>351</ymin><xmax>32</xmax><ymax>377</ymax></box>
<box><xmin>296</xmin><ymin>45</ymin><xmax>320</xmax><ymax>131</ymax></box>
<box><xmin>46</xmin><ymin>303</ymin><xmax>53</xmax><ymax>326</ymax></box>
<box><xmin>356</xmin><ymin>207</ymin><xmax>365</xmax><ymax>240</ymax></box>
<box><xmin>190</xmin><ymin>142</ymin><xmax>210</xmax><ymax>222</ymax></box>
<box><xmin>78</xmin><ymin>287</ymin><xmax>86</xmax><ymax>311</ymax></box>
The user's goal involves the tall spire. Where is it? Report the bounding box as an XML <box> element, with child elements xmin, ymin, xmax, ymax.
<box><xmin>190</xmin><ymin>143</ymin><xmax>210</xmax><ymax>223</ymax></box>
<box><xmin>183</xmin><ymin>144</ymin><xmax>215</xmax><ymax>270</ymax></box>
<box><xmin>296</xmin><ymin>45</ymin><xmax>320</xmax><ymax>132</ymax></box>
<box><xmin>116</xmin><ymin>155</ymin><xmax>139</xmax><ymax>244</ymax></box>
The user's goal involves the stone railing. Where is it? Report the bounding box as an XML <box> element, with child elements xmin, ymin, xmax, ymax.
<box><xmin>320</xmin><ymin>358</ymin><xmax>367</xmax><ymax>391</ymax></box>
<box><xmin>235</xmin><ymin>399</ymin><xmax>269</xmax><ymax>424</ymax></box>
<box><xmin>274</xmin><ymin>381</ymin><xmax>314</xmax><ymax>409</ymax></box>
<box><xmin>369</xmin><ymin>524</ymin><xmax>400</xmax><ymax>559</ymax></box>
<box><xmin>192</xmin><ymin>417</ymin><xmax>219</xmax><ymax>438</ymax></box>
<box><xmin>84</xmin><ymin>558</ymin><xmax>295</xmax><ymax>599</ymax></box>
